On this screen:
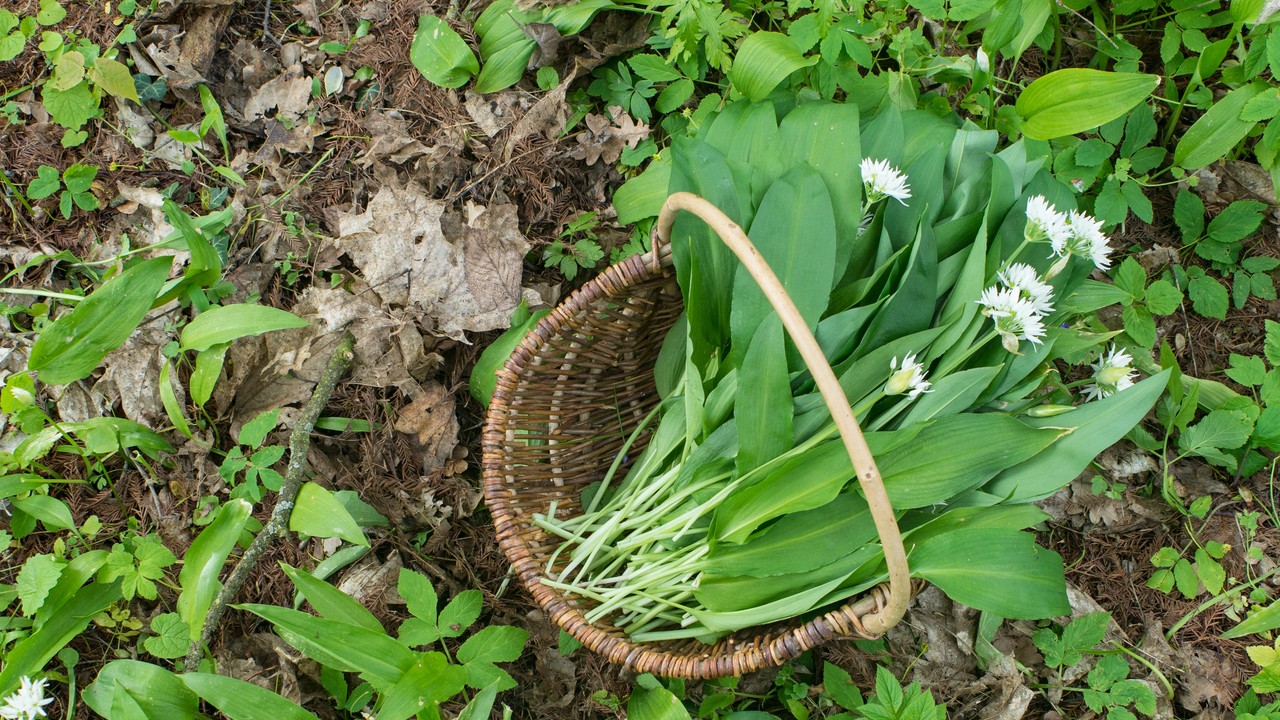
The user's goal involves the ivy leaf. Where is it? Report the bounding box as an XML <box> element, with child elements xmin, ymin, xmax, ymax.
<box><xmin>134</xmin><ymin>73</ymin><xmax>167</xmax><ymax>103</ymax></box>
<box><xmin>1093</xmin><ymin>178</ymin><xmax>1129</xmax><ymax>225</ymax></box>
<box><xmin>16</xmin><ymin>553</ymin><xmax>64</xmax><ymax>617</ymax></box>
<box><xmin>1188</xmin><ymin>273</ymin><xmax>1228</xmax><ymax>319</ymax></box>
<box><xmin>1120</xmin><ymin>180</ymin><xmax>1153</xmax><ymax>222</ymax></box>
<box><xmin>1173</xmin><ymin>189</ymin><xmax>1205</xmax><ymax>241</ymax></box>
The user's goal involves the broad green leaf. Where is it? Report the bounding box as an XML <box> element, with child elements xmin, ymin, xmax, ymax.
<box><xmin>1175</xmin><ymin>83</ymin><xmax>1270</xmax><ymax>169</ymax></box>
<box><xmin>88</xmin><ymin>57</ymin><xmax>140</xmax><ymax>101</ymax></box>
<box><xmin>180</xmin><ymin>673</ymin><xmax>320</xmax><ymax>720</ymax></box>
<box><xmin>281</xmin><ymin>563</ymin><xmax>382</xmax><ymax>633</ymax></box>
<box><xmin>376</xmin><ymin>652</ymin><xmax>467</xmax><ymax>720</ymax></box>
<box><xmin>143</xmin><ymin>613</ymin><xmax>189</xmax><ymax>659</ymax></box>
<box><xmin>28</xmin><ymin>256</ymin><xmax>172</xmax><ymax>385</ymax></box>
<box><xmin>410</xmin><ymin>14</ymin><xmax>479</xmax><ymax>88</ymax></box>
<box><xmin>613</xmin><ymin>156</ymin><xmax>671</xmax><ymax>225</ymax></box>
<box><xmin>457</xmin><ymin>625</ymin><xmax>529</xmax><ymax>664</ymax></box>
<box><xmin>289</xmin><ymin>482</ymin><xmax>369</xmax><ymax>547</ymax></box>
<box><xmin>27</xmin><ymin>165</ymin><xmax>60</xmax><ymax>199</ymax></box>
<box><xmin>897</xmin><ymin>366</ymin><xmax>1001</xmax><ymax>425</ymax></box>
<box><xmin>1178</xmin><ymin>409</ymin><xmax>1253</xmax><ymax>456</ymax></box>
<box><xmin>704</xmin><ymin>492</ymin><xmax>875</xmax><ymax>577</ymax></box>
<box><xmin>235</xmin><ymin>604</ymin><xmax>415</xmax><ymax>688</ymax></box>
<box><xmin>729</xmin><ymin>32</ymin><xmax>818</xmax><ymax>102</ymax></box>
<box><xmin>178</xmin><ymin>499</ymin><xmax>251</xmax><ymax>641</ymax></box>
<box><xmin>458</xmin><ymin>685</ymin><xmax>499</xmax><ymax>720</ymax></box>
<box><xmin>1015</xmin><ymin>70</ymin><xmax>1160</xmax><ymax>140</ymax></box>
<box><xmin>730</xmin><ymin>165</ymin><xmax>836</xmax><ymax>354</ymax></box>
<box><xmin>189</xmin><ymin>351</ymin><xmax>218</xmax><ymax>412</ymax></box>
<box><xmin>1207</xmin><ymin>200</ymin><xmax>1267</xmax><ymax>243</ymax></box>
<box><xmin>628</xmin><ymin>679</ymin><xmax>693</xmax><ymax>720</ymax></box>
<box><xmin>158</xmin><ymin>359</ymin><xmax>192</xmax><ymax>437</ymax></box>
<box><xmin>50</xmin><ymin>50</ymin><xmax>85</xmax><ymax>91</ymax></box>
<box><xmin>1224</xmin><ymin>599</ymin><xmax>1280</xmax><ymax>639</ymax></box>
<box><xmin>398</xmin><ymin>568</ymin><xmax>439</xmax><ymax>628</ymax></box>
<box><xmin>474</xmin><ymin>41</ymin><xmax>534</xmax><ymax>93</ymax></box>
<box><xmin>986</xmin><ymin>370</ymin><xmax>1170</xmax><ymax>501</ymax></box>
<box><xmin>12</xmin><ymin>494</ymin><xmax>74</xmax><ymax>531</ymax></box>
<box><xmin>469</xmin><ymin>307</ymin><xmax>551</xmax><ymax>406</ymax></box>
<box><xmin>734</xmin><ymin>318</ymin><xmax>791</xmax><ymax>475</ymax></box>
<box><xmin>83</xmin><ymin>660</ymin><xmax>199</xmax><ymax>720</ymax></box>
<box><xmin>911</xmin><ymin>528</ymin><xmax>1068</xmax><ymax>619</ymax></box>
<box><xmin>180</xmin><ymin>304</ymin><xmax>308</xmax><ymax>352</ymax></box>
<box><xmin>775</xmin><ymin>101</ymin><xmax>862</xmax><ymax>271</ymax></box>
<box><xmin>0</xmin><ymin>581</ymin><xmax>122</xmax><ymax>697</ymax></box>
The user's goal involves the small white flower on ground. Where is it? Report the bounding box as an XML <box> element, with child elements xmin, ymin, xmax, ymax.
<box><xmin>886</xmin><ymin>353</ymin><xmax>933</xmax><ymax>399</ymax></box>
<box><xmin>1024</xmin><ymin>195</ymin><xmax>1068</xmax><ymax>245</ymax></box>
<box><xmin>975</xmin><ymin>47</ymin><xmax>990</xmax><ymax>73</ymax></box>
<box><xmin>1048</xmin><ymin>209</ymin><xmax>1111</xmax><ymax>275</ymax></box>
<box><xmin>860</xmin><ymin>158</ymin><xmax>912</xmax><ymax>205</ymax></box>
<box><xmin>998</xmin><ymin>262</ymin><xmax>1055</xmax><ymax>315</ymax></box>
<box><xmin>0</xmin><ymin>677</ymin><xmax>53</xmax><ymax>720</ymax></box>
<box><xmin>978</xmin><ymin>286</ymin><xmax>1047</xmax><ymax>354</ymax></box>
<box><xmin>1084</xmin><ymin>345</ymin><xmax>1137</xmax><ymax>401</ymax></box>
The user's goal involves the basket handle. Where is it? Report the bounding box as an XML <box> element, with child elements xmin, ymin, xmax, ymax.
<box><xmin>649</xmin><ymin>191</ymin><xmax>911</xmax><ymax>636</ymax></box>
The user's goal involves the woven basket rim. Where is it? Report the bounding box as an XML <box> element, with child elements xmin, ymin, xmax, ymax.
<box><xmin>481</xmin><ymin>248</ymin><xmax>915</xmax><ymax>679</ymax></box>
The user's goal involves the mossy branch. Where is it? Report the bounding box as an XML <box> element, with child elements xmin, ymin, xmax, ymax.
<box><xmin>184</xmin><ymin>331</ymin><xmax>356</xmax><ymax>669</ymax></box>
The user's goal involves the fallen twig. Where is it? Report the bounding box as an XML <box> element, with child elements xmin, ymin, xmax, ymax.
<box><xmin>184</xmin><ymin>331</ymin><xmax>356</xmax><ymax>669</ymax></box>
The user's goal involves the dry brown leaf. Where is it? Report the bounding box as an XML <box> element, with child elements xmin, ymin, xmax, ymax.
<box><xmin>569</xmin><ymin>106</ymin><xmax>649</xmax><ymax>165</ymax></box>
<box><xmin>243</xmin><ymin>68</ymin><xmax>313</xmax><ymax>123</ymax></box>
<box><xmin>393</xmin><ymin>382</ymin><xmax>459</xmax><ymax>470</ymax></box>
<box><xmin>334</xmin><ymin>176</ymin><xmax>539</xmax><ymax>338</ymax></box>
<box><xmin>465</xmin><ymin>90</ymin><xmax>527</xmax><ymax>138</ymax></box>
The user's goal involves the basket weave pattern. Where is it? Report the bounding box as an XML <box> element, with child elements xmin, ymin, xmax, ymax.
<box><xmin>482</xmin><ymin>248</ymin><xmax>896</xmax><ymax>679</ymax></box>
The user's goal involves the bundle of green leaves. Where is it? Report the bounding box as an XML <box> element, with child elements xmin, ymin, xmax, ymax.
<box><xmin>523</xmin><ymin>97</ymin><xmax>1170</xmax><ymax>643</ymax></box>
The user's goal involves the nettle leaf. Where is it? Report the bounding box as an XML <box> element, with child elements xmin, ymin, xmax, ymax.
<box><xmin>438</xmin><ymin>589</ymin><xmax>483</xmax><ymax>638</ymax></box>
<box><xmin>1144</xmin><ymin>280</ymin><xmax>1183</xmax><ymax>315</ymax></box>
<box><xmin>1178</xmin><ymin>409</ymin><xmax>1253</xmax><ymax>461</ymax></box>
<box><xmin>1173</xmin><ymin>189</ymin><xmax>1205</xmax><ymax>241</ymax></box>
<box><xmin>1188</xmin><ymin>273</ymin><xmax>1228</xmax><ymax>320</ymax></box>
<box><xmin>1207</xmin><ymin>200</ymin><xmax>1267</xmax><ymax>243</ymax></box>
<box><xmin>17</xmin><ymin>553</ymin><xmax>65</xmax><ymax>617</ymax></box>
<box><xmin>1226</xmin><ymin>353</ymin><xmax>1267</xmax><ymax>387</ymax></box>
<box><xmin>1074</xmin><ymin>138</ymin><xmax>1115</xmax><ymax>166</ymax></box>
<box><xmin>1032</xmin><ymin>611</ymin><xmax>1110</xmax><ymax>669</ymax></box>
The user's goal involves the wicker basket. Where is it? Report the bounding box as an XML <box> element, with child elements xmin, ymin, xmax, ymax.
<box><xmin>482</xmin><ymin>193</ymin><xmax>913</xmax><ymax>679</ymax></box>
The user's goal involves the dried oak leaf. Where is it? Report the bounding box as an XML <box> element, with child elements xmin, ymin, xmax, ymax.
<box><xmin>569</xmin><ymin>106</ymin><xmax>649</xmax><ymax>166</ymax></box>
<box><xmin>334</xmin><ymin>177</ymin><xmax>538</xmax><ymax>338</ymax></box>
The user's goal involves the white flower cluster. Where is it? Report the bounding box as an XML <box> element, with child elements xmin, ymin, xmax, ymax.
<box><xmin>0</xmin><ymin>677</ymin><xmax>53</xmax><ymax>720</ymax></box>
<box><xmin>886</xmin><ymin>353</ymin><xmax>932</xmax><ymax>399</ymax></box>
<box><xmin>1085</xmin><ymin>345</ymin><xmax>1137</xmax><ymax>401</ymax></box>
<box><xmin>1024</xmin><ymin>195</ymin><xmax>1111</xmax><ymax>276</ymax></box>
<box><xmin>979</xmin><ymin>262</ymin><xmax>1055</xmax><ymax>354</ymax></box>
<box><xmin>860</xmin><ymin>158</ymin><xmax>912</xmax><ymax>206</ymax></box>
